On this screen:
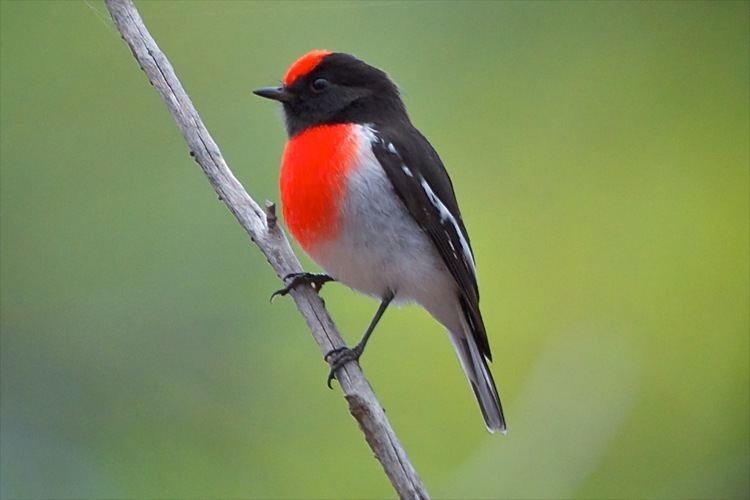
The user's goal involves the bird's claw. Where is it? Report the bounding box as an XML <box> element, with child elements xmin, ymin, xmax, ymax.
<box><xmin>325</xmin><ymin>345</ymin><xmax>363</xmax><ymax>389</ymax></box>
<box><xmin>269</xmin><ymin>272</ymin><xmax>332</xmax><ymax>302</ymax></box>
<box><xmin>269</xmin><ymin>274</ymin><xmax>297</xmax><ymax>302</ymax></box>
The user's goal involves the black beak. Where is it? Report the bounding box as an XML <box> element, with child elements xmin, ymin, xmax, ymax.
<box><xmin>253</xmin><ymin>86</ymin><xmax>293</xmax><ymax>102</ymax></box>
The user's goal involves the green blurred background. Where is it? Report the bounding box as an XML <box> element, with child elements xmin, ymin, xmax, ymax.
<box><xmin>1</xmin><ymin>1</ymin><xmax>748</xmax><ymax>498</ymax></box>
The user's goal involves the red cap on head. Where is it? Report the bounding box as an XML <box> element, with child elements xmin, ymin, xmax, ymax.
<box><xmin>283</xmin><ymin>49</ymin><xmax>332</xmax><ymax>87</ymax></box>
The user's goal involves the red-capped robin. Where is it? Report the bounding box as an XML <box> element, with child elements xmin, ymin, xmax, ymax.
<box><xmin>255</xmin><ymin>50</ymin><xmax>505</xmax><ymax>433</ymax></box>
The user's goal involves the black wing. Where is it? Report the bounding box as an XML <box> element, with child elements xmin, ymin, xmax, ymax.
<box><xmin>372</xmin><ymin>125</ymin><xmax>492</xmax><ymax>360</ymax></box>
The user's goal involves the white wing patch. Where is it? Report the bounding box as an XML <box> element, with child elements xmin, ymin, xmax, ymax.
<box><xmin>419</xmin><ymin>176</ymin><xmax>477</xmax><ymax>277</ymax></box>
<box><xmin>383</xmin><ymin>140</ymin><xmax>414</xmax><ymax>178</ymax></box>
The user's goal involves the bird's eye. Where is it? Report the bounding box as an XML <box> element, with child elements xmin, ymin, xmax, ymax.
<box><xmin>311</xmin><ymin>78</ymin><xmax>330</xmax><ymax>93</ymax></box>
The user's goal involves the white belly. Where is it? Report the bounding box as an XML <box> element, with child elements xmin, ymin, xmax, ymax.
<box><xmin>308</xmin><ymin>125</ymin><xmax>457</xmax><ymax>318</ymax></box>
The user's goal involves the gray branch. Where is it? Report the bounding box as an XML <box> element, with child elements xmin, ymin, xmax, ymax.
<box><xmin>104</xmin><ymin>0</ymin><xmax>428</xmax><ymax>498</ymax></box>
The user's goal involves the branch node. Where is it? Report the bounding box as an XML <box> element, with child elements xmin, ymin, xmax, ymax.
<box><xmin>265</xmin><ymin>200</ymin><xmax>277</xmax><ymax>229</ymax></box>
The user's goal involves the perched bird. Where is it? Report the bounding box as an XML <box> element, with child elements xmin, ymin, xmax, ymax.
<box><xmin>254</xmin><ymin>50</ymin><xmax>506</xmax><ymax>433</ymax></box>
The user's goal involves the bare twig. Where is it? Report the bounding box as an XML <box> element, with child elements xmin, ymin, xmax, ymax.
<box><xmin>104</xmin><ymin>1</ymin><xmax>428</xmax><ymax>498</ymax></box>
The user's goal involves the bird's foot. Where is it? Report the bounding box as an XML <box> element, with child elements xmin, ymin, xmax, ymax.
<box><xmin>270</xmin><ymin>272</ymin><xmax>333</xmax><ymax>302</ymax></box>
<box><xmin>324</xmin><ymin>344</ymin><xmax>364</xmax><ymax>389</ymax></box>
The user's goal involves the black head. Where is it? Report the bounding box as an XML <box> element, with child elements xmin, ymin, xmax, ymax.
<box><xmin>254</xmin><ymin>51</ymin><xmax>409</xmax><ymax>137</ymax></box>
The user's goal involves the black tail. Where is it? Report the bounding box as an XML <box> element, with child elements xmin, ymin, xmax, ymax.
<box><xmin>450</xmin><ymin>315</ymin><xmax>506</xmax><ymax>433</ymax></box>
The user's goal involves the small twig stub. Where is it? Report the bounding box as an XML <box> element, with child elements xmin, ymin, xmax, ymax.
<box><xmin>264</xmin><ymin>200</ymin><xmax>277</xmax><ymax>229</ymax></box>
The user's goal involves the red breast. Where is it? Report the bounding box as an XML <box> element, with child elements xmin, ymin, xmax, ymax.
<box><xmin>280</xmin><ymin>123</ymin><xmax>359</xmax><ymax>252</ymax></box>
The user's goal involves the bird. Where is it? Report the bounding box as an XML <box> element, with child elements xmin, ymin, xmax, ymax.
<box><xmin>254</xmin><ymin>50</ymin><xmax>506</xmax><ymax>433</ymax></box>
